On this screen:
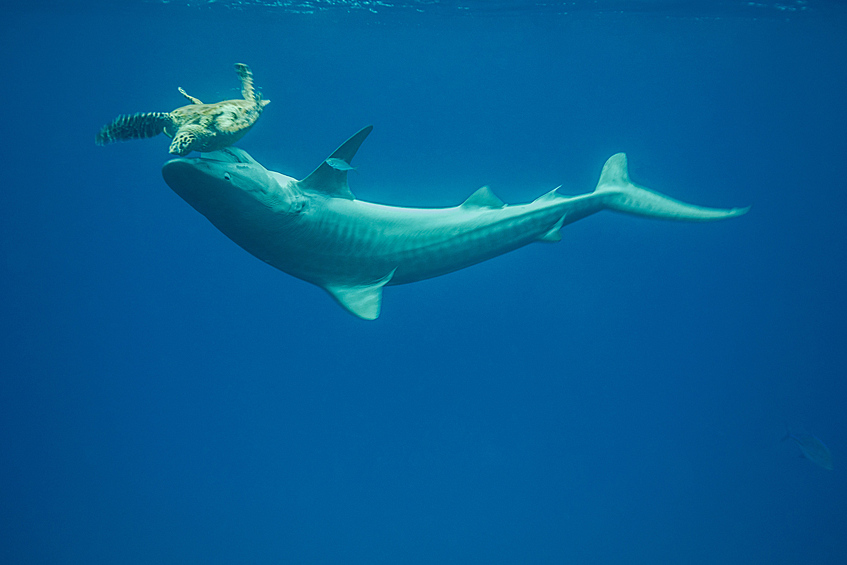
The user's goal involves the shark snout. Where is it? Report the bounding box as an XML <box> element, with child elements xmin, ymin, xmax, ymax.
<box><xmin>162</xmin><ymin>155</ymin><xmax>278</xmax><ymax>221</ymax></box>
<box><xmin>162</xmin><ymin>157</ymin><xmax>226</xmax><ymax>202</ymax></box>
<box><xmin>162</xmin><ymin>157</ymin><xmax>201</xmax><ymax>181</ymax></box>
<box><xmin>163</xmin><ymin>156</ymin><xmax>233</xmax><ymax>184</ymax></box>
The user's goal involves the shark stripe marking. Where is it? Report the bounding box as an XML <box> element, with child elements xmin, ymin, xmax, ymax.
<box><xmin>162</xmin><ymin>127</ymin><xmax>748</xmax><ymax>318</ymax></box>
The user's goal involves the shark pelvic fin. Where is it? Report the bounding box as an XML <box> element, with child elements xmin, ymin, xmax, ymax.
<box><xmin>323</xmin><ymin>268</ymin><xmax>396</xmax><ymax>320</ymax></box>
<box><xmin>461</xmin><ymin>186</ymin><xmax>505</xmax><ymax>209</ymax></box>
<box><xmin>297</xmin><ymin>125</ymin><xmax>374</xmax><ymax>200</ymax></box>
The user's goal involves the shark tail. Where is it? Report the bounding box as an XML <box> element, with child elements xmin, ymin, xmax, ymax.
<box><xmin>593</xmin><ymin>153</ymin><xmax>749</xmax><ymax>221</ymax></box>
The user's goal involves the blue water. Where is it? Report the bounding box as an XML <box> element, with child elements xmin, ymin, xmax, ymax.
<box><xmin>2</xmin><ymin>1</ymin><xmax>846</xmax><ymax>563</ymax></box>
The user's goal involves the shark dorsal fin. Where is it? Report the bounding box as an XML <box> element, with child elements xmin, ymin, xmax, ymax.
<box><xmin>532</xmin><ymin>186</ymin><xmax>563</xmax><ymax>204</ymax></box>
<box><xmin>461</xmin><ymin>186</ymin><xmax>505</xmax><ymax>209</ymax></box>
<box><xmin>323</xmin><ymin>268</ymin><xmax>395</xmax><ymax>320</ymax></box>
<box><xmin>297</xmin><ymin>125</ymin><xmax>373</xmax><ymax>200</ymax></box>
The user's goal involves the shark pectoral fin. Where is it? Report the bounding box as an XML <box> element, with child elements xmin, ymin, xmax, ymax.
<box><xmin>323</xmin><ymin>269</ymin><xmax>396</xmax><ymax>320</ymax></box>
<box><xmin>325</xmin><ymin>285</ymin><xmax>383</xmax><ymax>320</ymax></box>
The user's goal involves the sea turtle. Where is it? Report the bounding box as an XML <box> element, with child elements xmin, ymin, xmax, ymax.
<box><xmin>95</xmin><ymin>63</ymin><xmax>270</xmax><ymax>156</ymax></box>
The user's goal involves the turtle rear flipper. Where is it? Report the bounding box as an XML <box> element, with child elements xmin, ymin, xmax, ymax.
<box><xmin>234</xmin><ymin>63</ymin><xmax>257</xmax><ymax>102</ymax></box>
<box><xmin>178</xmin><ymin>87</ymin><xmax>204</xmax><ymax>105</ymax></box>
<box><xmin>96</xmin><ymin>112</ymin><xmax>172</xmax><ymax>145</ymax></box>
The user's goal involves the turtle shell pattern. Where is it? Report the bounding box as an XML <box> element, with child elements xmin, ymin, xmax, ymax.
<box><xmin>96</xmin><ymin>63</ymin><xmax>269</xmax><ymax>156</ymax></box>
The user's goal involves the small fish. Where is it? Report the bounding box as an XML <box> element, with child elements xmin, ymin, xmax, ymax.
<box><xmin>782</xmin><ymin>427</ymin><xmax>834</xmax><ymax>470</ymax></box>
<box><xmin>325</xmin><ymin>158</ymin><xmax>357</xmax><ymax>172</ymax></box>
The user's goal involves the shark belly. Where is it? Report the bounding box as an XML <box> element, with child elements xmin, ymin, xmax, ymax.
<box><xmin>267</xmin><ymin>194</ymin><xmax>601</xmax><ymax>288</ymax></box>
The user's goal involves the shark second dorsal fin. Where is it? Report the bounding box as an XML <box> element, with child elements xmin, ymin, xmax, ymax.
<box><xmin>297</xmin><ymin>125</ymin><xmax>374</xmax><ymax>200</ymax></box>
<box><xmin>461</xmin><ymin>186</ymin><xmax>505</xmax><ymax>209</ymax></box>
<box><xmin>323</xmin><ymin>268</ymin><xmax>395</xmax><ymax>320</ymax></box>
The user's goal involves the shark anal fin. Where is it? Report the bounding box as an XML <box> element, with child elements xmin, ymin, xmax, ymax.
<box><xmin>538</xmin><ymin>215</ymin><xmax>565</xmax><ymax>242</ymax></box>
<box><xmin>323</xmin><ymin>268</ymin><xmax>395</xmax><ymax>320</ymax></box>
<box><xmin>297</xmin><ymin>125</ymin><xmax>374</xmax><ymax>200</ymax></box>
<box><xmin>461</xmin><ymin>186</ymin><xmax>505</xmax><ymax>209</ymax></box>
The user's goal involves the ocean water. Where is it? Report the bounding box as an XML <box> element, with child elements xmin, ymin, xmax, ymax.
<box><xmin>1</xmin><ymin>1</ymin><xmax>846</xmax><ymax>563</ymax></box>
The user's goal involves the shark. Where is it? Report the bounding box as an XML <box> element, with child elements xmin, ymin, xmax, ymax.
<box><xmin>161</xmin><ymin>125</ymin><xmax>748</xmax><ymax>319</ymax></box>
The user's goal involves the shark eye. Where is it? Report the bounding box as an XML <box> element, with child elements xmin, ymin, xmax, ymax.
<box><xmin>224</xmin><ymin>172</ymin><xmax>232</xmax><ymax>181</ymax></box>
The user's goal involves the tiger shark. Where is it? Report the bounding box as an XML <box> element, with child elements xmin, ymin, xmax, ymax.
<box><xmin>161</xmin><ymin>125</ymin><xmax>748</xmax><ymax>319</ymax></box>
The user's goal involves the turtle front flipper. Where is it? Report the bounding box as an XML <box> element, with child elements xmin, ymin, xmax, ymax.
<box><xmin>235</xmin><ymin>63</ymin><xmax>257</xmax><ymax>102</ymax></box>
<box><xmin>178</xmin><ymin>87</ymin><xmax>204</xmax><ymax>105</ymax></box>
<box><xmin>168</xmin><ymin>125</ymin><xmax>205</xmax><ymax>156</ymax></box>
<box><xmin>95</xmin><ymin>112</ymin><xmax>172</xmax><ymax>145</ymax></box>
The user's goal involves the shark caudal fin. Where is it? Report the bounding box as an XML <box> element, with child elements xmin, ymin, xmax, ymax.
<box><xmin>593</xmin><ymin>154</ymin><xmax>749</xmax><ymax>221</ymax></box>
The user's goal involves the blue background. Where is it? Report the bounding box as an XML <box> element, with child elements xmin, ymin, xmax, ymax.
<box><xmin>2</xmin><ymin>1</ymin><xmax>846</xmax><ymax>563</ymax></box>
